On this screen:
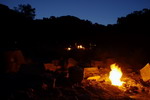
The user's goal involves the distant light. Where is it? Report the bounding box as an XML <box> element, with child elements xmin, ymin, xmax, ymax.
<box><xmin>67</xmin><ymin>47</ymin><xmax>72</xmax><ymax>51</ymax></box>
<box><xmin>77</xmin><ymin>45</ymin><xmax>85</xmax><ymax>50</ymax></box>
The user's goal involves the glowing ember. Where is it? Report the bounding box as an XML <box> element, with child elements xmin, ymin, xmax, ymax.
<box><xmin>109</xmin><ymin>64</ymin><xmax>124</xmax><ymax>86</ymax></box>
<box><xmin>87</xmin><ymin>75</ymin><xmax>100</xmax><ymax>81</ymax></box>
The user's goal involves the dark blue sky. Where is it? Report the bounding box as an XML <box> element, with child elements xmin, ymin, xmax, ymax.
<box><xmin>1</xmin><ymin>0</ymin><xmax>150</xmax><ymax>25</ymax></box>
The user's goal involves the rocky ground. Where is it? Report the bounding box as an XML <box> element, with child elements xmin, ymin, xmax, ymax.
<box><xmin>1</xmin><ymin>66</ymin><xmax>150</xmax><ymax>100</ymax></box>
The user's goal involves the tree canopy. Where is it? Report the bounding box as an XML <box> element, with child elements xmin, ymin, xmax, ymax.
<box><xmin>14</xmin><ymin>4</ymin><xmax>36</xmax><ymax>20</ymax></box>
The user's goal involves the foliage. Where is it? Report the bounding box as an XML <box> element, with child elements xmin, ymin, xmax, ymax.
<box><xmin>14</xmin><ymin>4</ymin><xmax>36</xmax><ymax>20</ymax></box>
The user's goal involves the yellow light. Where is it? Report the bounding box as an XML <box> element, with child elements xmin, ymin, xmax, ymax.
<box><xmin>109</xmin><ymin>64</ymin><xmax>124</xmax><ymax>86</ymax></box>
<box><xmin>67</xmin><ymin>47</ymin><xmax>71</xmax><ymax>51</ymax></box>
<box><xmin>87</xmin><ymin>76</ymin><xmax>100</xmax><ymax>81</ymax></box>
<box><xmin>77</xmin><ymin>45</ymin><xmax>85</xmax><ymax>50</ymax></box>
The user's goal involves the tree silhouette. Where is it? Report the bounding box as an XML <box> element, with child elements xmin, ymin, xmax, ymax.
<box><xmin>14</xmin><ymin>4</ymin><xmax>36</xmax><ymax>20</ymax></box>
<box><xmin>116</xmin><ymin>8</ymin><xmax>150</xmax><ymax>34</ymax></box>
<box><xmin>117</xmin><ymin>8</ymin><xmax>150</xmax><ymax>26</ymax></box>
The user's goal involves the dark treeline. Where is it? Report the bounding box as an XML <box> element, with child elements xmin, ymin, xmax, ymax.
<box><xmin>0</xmin><ymin>3</ymin><xmax>150</xmax><ymax>67</ymax></box>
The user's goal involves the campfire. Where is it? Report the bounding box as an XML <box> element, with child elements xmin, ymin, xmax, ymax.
<box><xmin>84</xmin><ymin>63</ymin><xmax>125</xmax><ymax>86</ymax></box>
<box><xmin>109</xmin><ymin>63</ymin><xmax>124</xmax><ymax>86</ymax></box>
<box><xmin>82</xmin><ymin>62</ymin><xmax>150</xmax><ymax>99</ymax></box>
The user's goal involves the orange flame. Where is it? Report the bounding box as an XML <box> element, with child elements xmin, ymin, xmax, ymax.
<box><xmin>109</xmin><ymin>64</ymin><xmax>124</xmax><ymax>86</ymax></box>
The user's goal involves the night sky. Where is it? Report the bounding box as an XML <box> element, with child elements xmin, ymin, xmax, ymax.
<box><xmin>1</xmin><ymin>0</ymin><xmax>150</xmax><ymax>25</ymax></box>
